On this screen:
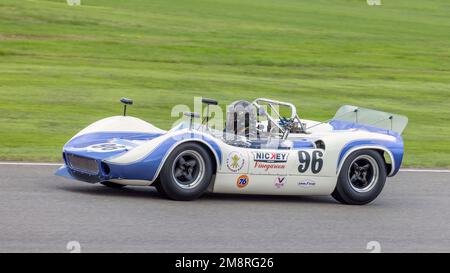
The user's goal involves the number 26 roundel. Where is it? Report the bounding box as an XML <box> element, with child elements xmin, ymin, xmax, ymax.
<box><xmin>298</xmin><ymin>150</ymin><xmax>324</xmax><ymax>174</ymax></box>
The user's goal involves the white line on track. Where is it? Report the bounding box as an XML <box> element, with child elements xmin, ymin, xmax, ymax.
<box><xmin>0</xmin><ymin>162</ymin><xmax>449</xmax><ymax>173</ymax></box>
<box><xmin>399</xmin><ymin>168</ymin><xmax>450</xmax><ymax>173</ymax></box>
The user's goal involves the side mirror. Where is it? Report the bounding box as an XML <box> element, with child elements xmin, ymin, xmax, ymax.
<box><xmin>120</xmin><ymin>98</ymin><xmax>133</xmax><ymax>116</ymax></box>
<box><xmin>201</xmin><ymin>98</ymin><xmax>218</xmax><ymax>105</ymax></box>
<box><xmin>120</xmin><ymin>98</ymin><xmax>133</xmax><ymax>105</ymax></box>
<box><xmin>201</xmin><ymin>97</ymin><xmax>218</xmax><ymax>126</ymax></box>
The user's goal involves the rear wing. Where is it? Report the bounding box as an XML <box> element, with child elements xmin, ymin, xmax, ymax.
<box><xmin>333</xmin><ymin>105</ymin><xmax>408</xmax><ymax>134</ymax></box>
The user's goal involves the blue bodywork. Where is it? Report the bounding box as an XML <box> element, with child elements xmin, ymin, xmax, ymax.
<box><xmin>330</xmin><ymin>119</ymin><xmax>404</xmax><ymax>176</ymax></box>
<box><xmin>60</xmin><ymin>131</ymin><xmax>162</xmax><ymax>183</ymax></box>
<box><xmin>59</xmin><ymin>130</ymin><xmax>222</xmax><ymax>183</ymax></box>
<box><xmin>104</xmin><ymin>132</ymin><xmax>222</xmax><ymax>182</ymax></box>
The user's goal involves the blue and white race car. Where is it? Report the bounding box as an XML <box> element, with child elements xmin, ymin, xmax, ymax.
<box><xmin>56</xmin><ymin>97</ymin><xmax>408</xmax><ymax>205</ymax></box>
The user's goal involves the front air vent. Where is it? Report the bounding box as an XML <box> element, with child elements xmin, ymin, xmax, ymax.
<box><xmin>315</xmin><ymin>140</ymin><xmax>326</xmax><ymax>150</ymax></box>
<box><xmin>101</xmin><ymin>162</ymin><xmax>111</xmax><ymax>175</ymax></box>
<box><xmin>66</xmin><ymin>154</ymin><xmax>99</xmax><ymax>175</ymax></box>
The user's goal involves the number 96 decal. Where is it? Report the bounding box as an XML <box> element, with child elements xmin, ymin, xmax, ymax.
<box><xmin>298</xmin><ymin>150</ymin><xmax>324</xmax><ymax>174</ymax></box>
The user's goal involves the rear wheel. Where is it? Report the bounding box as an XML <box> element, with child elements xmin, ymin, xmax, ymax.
<box><xmin>332</xmin><ymin>150</ymin><xmax>387</xmax><ymax>205</ymax></box>
<box><xmin>156</xmin><ymin>143</ymin><xmax>213</xmax><ymax>201</ymax></box>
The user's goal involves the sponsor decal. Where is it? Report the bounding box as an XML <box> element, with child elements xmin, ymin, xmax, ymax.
<box><xmin>253</xmin><ymin>152</ymin><xmax>288</xmax><ymax>171</ymax></box>
<box><xmin>253</xmin><ymin>152</ymin><xmax>288</xmax><ymax>163</ymax></box>
<box><xmin>226</xmin><ymin>151</ymin><xmax>245</xmax><ymax>172</ymax></box>
<box><xmin>298</xmin><ymin>179</ymin><xmax>316</xmax><ymax>188</ymax></box>
<box><xmin>236</xmin><ymin>175</ymin><xmax>249</xmax><ymax>188</ymax></box>
<box><xmin>274</xmin><ymin>176</ymin><xmax>286</xmax><ymax>189</ymax></box>
<box><xmin>254</xmin><ymin>162</ymin><xmax>286</xmax><ymax>171</ymax></box>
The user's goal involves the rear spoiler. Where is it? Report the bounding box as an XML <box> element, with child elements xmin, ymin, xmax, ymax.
<box><xmin>333</xmin><ymin>105</ymin><xmax>408</xmax><ymax>134</ymax></box>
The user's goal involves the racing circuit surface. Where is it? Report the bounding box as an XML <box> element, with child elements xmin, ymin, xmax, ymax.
<box><xmin>0</xmin><ymin>164</ymin><xmax>449</xmax><ymax>253</ymax></box>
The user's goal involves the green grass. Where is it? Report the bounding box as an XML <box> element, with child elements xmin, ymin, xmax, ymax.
<box><xmin>0</xmin><ymin>0</ymin><xmax>449</xmax><ymax>167</ymax></box>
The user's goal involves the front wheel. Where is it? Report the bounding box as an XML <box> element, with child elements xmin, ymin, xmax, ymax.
<box><xmin>332</xmin><ymin>150</ymin><xmax>387</xmax><ymax>205</ymax></box>
<box><xmin>156</xmin><ymin>142</ymin><xmax>213</xmax><ymax>201</ymax></box>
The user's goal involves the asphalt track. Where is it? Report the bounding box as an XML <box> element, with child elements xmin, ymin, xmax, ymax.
<box><xmin>0</xmin><ymin>164</ymin><xmax>449</xmax><ymax>253</ymax></box>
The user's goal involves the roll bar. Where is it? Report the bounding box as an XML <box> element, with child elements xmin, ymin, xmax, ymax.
<box><xmin>252</xmin><ymin>98</ymin><xmax>307</xmax><ymax>138</ymax></box>
<box><xmin>253</xmin><ymin>98</ymin><xmax>298</xmax><ymax>119</ymax></box>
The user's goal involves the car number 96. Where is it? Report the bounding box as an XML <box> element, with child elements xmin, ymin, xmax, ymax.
<box><xmin>298</xmin><ymin>150</ymin><xmax>324</xmax><ymax>174</ymax></box>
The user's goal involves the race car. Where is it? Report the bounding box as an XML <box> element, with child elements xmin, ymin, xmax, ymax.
<box><xmin>56</xmin><ymin>97</ymin><xmax>408</xmax><ymax>205</ymax></box>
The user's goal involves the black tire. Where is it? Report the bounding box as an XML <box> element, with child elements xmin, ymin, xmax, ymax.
<box><xmin>332</xmin><ymin>150</ymin><xmax>387</xmax><ymax>205</ymax></box>
<box><xmin>153</xmin><ymin>178</ymin><xmax>169</xmax><ymax>198</ymax></box>
<box><xmin>101</xmin><ymin>181</ymin><xmax>126</xmax><ymax>189</ymax></box>
<box><xmin>156</xmin><ymin>142</ymin><xmax>213</xmax><ymax>201</ymax></box>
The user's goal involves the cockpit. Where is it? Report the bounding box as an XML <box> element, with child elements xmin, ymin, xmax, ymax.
<box><xmin>178</xmin><ymin>98</ymin><xmax>310</xmax><ymax>149</ymax></box>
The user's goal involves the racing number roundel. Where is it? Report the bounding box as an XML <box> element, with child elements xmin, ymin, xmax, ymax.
<box><xmin>87</xmin><ymin>143</ymin><xmax>127</xmax><ymax>152</ymax></box>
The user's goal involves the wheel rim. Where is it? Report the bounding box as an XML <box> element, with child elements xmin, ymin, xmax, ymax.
<box><xmin>347</xmin><ymin>155</ymin><xmax>379</xmax><ymax>193</ymax></box>
<box><xmin>171</xmin><ymin>150</ymin><xmax>205</xmax><ymax>189</ymax></box>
